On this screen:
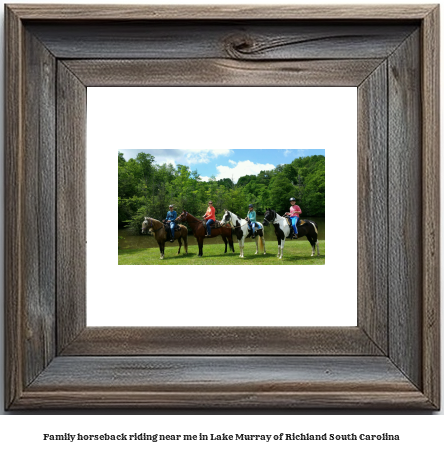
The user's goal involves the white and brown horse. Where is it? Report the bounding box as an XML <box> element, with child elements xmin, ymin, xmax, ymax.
<box><xmin>141</xmin><ymin>217</ymin><xmax>188</xmax><ymax>259</ymax></box>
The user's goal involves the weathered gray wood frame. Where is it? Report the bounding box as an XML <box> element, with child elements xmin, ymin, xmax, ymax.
<box><xmin>5</xmin><ymin>5</ymin><xmax>440</xmax><ymax>409</ymax></box>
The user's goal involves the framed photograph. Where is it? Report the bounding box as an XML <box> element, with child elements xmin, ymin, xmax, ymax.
<box><xmin>5</xmin><ymin>4</ymin><xmax>440</xmax><ymax>409</ymax></box>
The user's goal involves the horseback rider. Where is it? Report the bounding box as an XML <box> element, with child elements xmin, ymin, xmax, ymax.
<box><xmin>245</xmin><ymin>204</ymin><xmax>257</xmax><ymax>239</ymax></box>
<box><xmin>285</xmin><ymin>197</ymin><xmax>302</xmax><ymax>239</ymax></box>
<box><xmin>165</xmin><ymin>204</ymin><xmax>177</xmax><ymax>242</ymax></box>
<box><xmin>203</xmin><ymin>201</ymin><xmax>216</xmax><ymax>237</ymax></box>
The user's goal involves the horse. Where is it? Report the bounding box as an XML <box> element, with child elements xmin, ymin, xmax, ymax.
<box><xmin>221</xmin><ymin>210</ymin><xmax>266</xmax><ymax>258</ymax></box>
<box><xmin>175</xmin><ymin>211</ymin><xmax>235</xmax><ymax>257</ymax></box>
<box><xmin>263</xmin><ymin>208</ymin><xmax>320</xmax><ymax>259</ymax></box>
<box><xmin>141</xmin><ymin>217</ymin><xmax>188</xmax><ymax>260</ymax></box>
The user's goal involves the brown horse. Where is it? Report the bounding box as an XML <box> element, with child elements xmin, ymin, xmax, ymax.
<box><xmin>141</xmin><ymin>217</ymin><xmax>188</xmax><ymax>260</ymax></box>
<box><xmin>175</xmin><ymin>211</ymin><xmax>235</xmax><ymax>257</ymax></box>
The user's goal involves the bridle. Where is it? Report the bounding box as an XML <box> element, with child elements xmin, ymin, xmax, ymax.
<box><xmin>263</xmin><ymin>210</ymin><xmax>277</xmax><ymax>226</ymax></box>
<box><xmin>176</xmin><ymin>211</ymin><xmax>189</xmax><ymax>224</ymax></box>
<box><xmin>144</xmin><ymin>217</ymin><xmax>163</xmax><ymax>233</ymax></box>
<box><xmin>220</xmin><ymin>211</ymin><xmax>232</xmax><ymax>227</ymax></box>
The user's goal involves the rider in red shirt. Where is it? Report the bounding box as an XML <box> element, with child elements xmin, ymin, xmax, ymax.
<box><xmin>203</xmin><ymin>201</ymin><xmax>216</xmax><ymax>237</ymax></box>
<box><xmin>285</xmin><ymin>197</ymin><xmax>301</xmax><ymax>239</ymax></box>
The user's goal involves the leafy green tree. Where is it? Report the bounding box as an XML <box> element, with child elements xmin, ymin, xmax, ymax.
<box><xmin>118</xmin><ymin>152</ymin><xmax>325</xmax><ymax>233</ymax></box>
<box><xmin>268</xmin><ymin>174</ymin><xmax>295</xmax><ymax>213</ymax></box>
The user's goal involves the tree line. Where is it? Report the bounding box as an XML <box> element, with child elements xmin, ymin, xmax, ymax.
<box><xmin>118</xmin><ymin>152</ymin><xmax>325</xmax><ymax>233</ymax></box>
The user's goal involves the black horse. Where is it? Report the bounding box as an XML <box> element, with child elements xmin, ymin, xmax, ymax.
<box><xmin>263</xmin><ymin>208</ymin><xmax>320</xmax><ymax>258</ymax></box>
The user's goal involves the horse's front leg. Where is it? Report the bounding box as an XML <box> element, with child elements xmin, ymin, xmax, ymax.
<box><xmin>240</xmin><ymin>238</ymin><xmax>246</xmax><ymax>258</ymax></box>
<box><xmin>158</xmin><ymin>241</ymin><xmax>165</xmax><ymax>260</ymax></box>
<box><xmin>254</xmin><ymin>237</ymin><xmax>258</xmax><ymax>254</ymax></box>
<box><xmin>177</xmin><ymin>238</ymin><xmax>182</xmax><ymax>255</ymax></box>
<box><xmin>280</xmin><ymin>238</ymin><xmax>285</xmax><ymax>259</ymax></box>
<box><xmin>222</xmin><ymin>235</ymin><xmax>228</xmax><ymax>253</ymax></box>
<box><xmin>198</xmin><ymin>239</ymin><xmax>203</xmax><ymax>257</ymax></box>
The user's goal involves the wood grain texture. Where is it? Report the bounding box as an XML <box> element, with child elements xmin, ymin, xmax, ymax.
<box><xmin>388</xmin><ymin>30</ymin><xmax>422</xmax><ymax>389</ymax></box>
<box><xmin>4</xmin><ymin>5</ymin><xmax>440</xmax><ymax>410</ymax></box>
<box><xmin>21</xmin><ymin>28</ymin><xmax>57</xmax><ymax>387</ymax></box>
<box><xmin>13</xmin><ymin>356</ymin><xmax>432</xmax><ymax>409</ymax></box>
<box><xmin>56</xmin><ymin>62</ymin><xmax>87</xmax><ymax>353</ymax></box>
<box><xmin>64</xmin><ymin>59</ymin><xmax>384</xmax><ymax>87</ymax></box>
<box><xmin>61</xmin><ymin>327</ymin><xmax>382</xmax><ymax>356</ymax></box>
<box><xmin>7</xmin><ymin>4</ymin><xmax>435</xmax><ymax>20</ymax></box>
<box><xmin>26</xmin><ymin>22</ymin><xmax>416</xmax><ymax>60</ymax></box>
<box><xmin>421</xmin><ymin>6</ymin><xmax>440</xmax><ymax>409</ymax></box>
<box><xmin>357</xmin><ymin>62</ymin><xmax>388</xmax><ymax>354</ymax></box>
<box><xmin>5</xmin><ymin>4</ymin><xmax>24</xmax><ymax>410</ymax></box>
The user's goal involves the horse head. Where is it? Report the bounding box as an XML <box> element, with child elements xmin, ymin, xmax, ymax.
<box><xmin>141</xmin><ymin>217</ymin><xmax>150</xmax><ymax>234</ymax></box>
<box><xmin>263</xmin><ymin>208</ymin><xmax>275</xmax><ymax>226</ymax></box>
<box><xmin>220</xmin><ymin>210</ymin><xmax>231</xmax><ymax>226</ymax></box>
<box><xmin>175</xmin><ymin>211</ymin><xmax>187</xmax><ymax>223</ymax></box>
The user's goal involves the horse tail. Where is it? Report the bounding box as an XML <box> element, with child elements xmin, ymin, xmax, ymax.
<box><xmin>309</xmin><ymin>221</ymin><xmax>318</xmax><ymax>235</ymax></box>
<box><xmin>258</xmin><ymin>234</ymin><xmax>264</xmax><ymax>252</ymax></box>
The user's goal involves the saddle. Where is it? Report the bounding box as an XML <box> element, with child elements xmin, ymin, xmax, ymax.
<box><xmin>203</xmin><ymin>220</ymin><xmax>222</xmax><ymax>229</ymax></box>
<box><xmin>284</xmin><ymin>217</ymin><xmax>300</xmax><ymax>239</ymax></box>
<box><xmin>284</xmin><ymin>217</ymin><xmax>305</xmax><ymax>226</ymax></box>
<box><xmin>163</xmin><ymin>221</ymin><xmax>182</xmax><ymax>232</ymax></box>
<box><xmin>246</xmin><ymin>222</ymin><xmax>262</xmax><ymax>238</ymax></box>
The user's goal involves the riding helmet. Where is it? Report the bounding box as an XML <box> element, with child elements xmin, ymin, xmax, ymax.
<box><xmin>248</xmin><ymin>204</ymin><xmax>253</xmax><ymax>208</ymax></box>
<box><xmin>289</xmin><ymin>197</ymin><xmax>296</xmax><ymax>202</ymax></box>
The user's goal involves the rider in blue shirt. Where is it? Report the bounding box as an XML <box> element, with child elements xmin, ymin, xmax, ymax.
<box><xmin>246</xmin><ymin>204</ymin><xmax>257</xmax><ymax>238</ymax></box>
<box><xmin>165</xmin><ymin>204</ymin><xmax>177</xmax><ymax>242</ymax></box>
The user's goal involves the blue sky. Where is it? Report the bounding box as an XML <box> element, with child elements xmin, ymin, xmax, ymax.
<box><xmin>119</xmin><ymin>149</ymin><xmax>325</xmax><ymax>183</ymax></box>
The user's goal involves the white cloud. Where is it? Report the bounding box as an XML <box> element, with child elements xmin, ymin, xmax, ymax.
<box><xmin>284</xmin><ymin>149</ymin><xmax>291</xmax><ymax>157</ymax></box>
<box><xmin>228</xmin><ymin>159</ymin><xmax>237</xmax><ymax>165</ymax></box>
<box><xmin>120</xmin><ymin>149</ymin><xmax>233</xmax><ymax>166</ymax></box>
<box><xmin>215</xmin><ymin>160</ymin><xmax>275</xmax><ymax>183</ymax></box>
<box><xmin>200</xmin><ymin>176</ymin><xmax>211</xmax><ymax>182</ymax></box>
<box><xmin>185</xmin><ymin>149</ymin><xmax>233</xmax><ymax>164</ymax></box>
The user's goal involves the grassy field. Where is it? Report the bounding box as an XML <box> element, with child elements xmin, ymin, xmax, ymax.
<box><xmin>118</xmin><ymin>239</ymin><xmax>325</xmax><ymax>265</ymax></box>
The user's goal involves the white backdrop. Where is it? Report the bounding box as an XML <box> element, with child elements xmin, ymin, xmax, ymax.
<box><xmin>88</xmin><ymin>87</ymin><xmax>357</xmax><ymax>326</ymax></box>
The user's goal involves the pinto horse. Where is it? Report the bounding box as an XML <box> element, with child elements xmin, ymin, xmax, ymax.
<box><xmin>141</xmin><ymin>217</ymin><xmax>188</xmax><ymax>259</ymax></box>
<box><xmin>221</xmin><ymin>210</ymin><xmax>266</xmax><ymax>258</ymax></box>
<box><xmin>175</xmin><ymin>211</ymin><xmax>235</xmax><ymax>257</ymax></box>
<box><xmin>263</xmin><ymin>208</ymin><xmax>320</xmax><ymax>259</ymax></box>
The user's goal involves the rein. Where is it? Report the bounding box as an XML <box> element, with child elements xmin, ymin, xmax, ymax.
<box><xmin>264</xmin><ymin>211</ymin><xmax>280</xmax><ymax>226</ymax></box>
<box><xmin>147</xmin><ymin>218</ymin><xmax>164</xmax><ymax>233</ymax></box>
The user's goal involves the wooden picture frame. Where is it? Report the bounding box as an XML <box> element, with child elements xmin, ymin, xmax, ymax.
<box><xmin>5</xmin><ymin>4</ymin><xmax>440</xmax><ymax>409</ymax></box>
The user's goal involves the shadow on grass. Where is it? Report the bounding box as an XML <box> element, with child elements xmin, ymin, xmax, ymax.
<box><xmin>282</xmin><ymin>255</ymin><xmax>326</xmax><ymax>261</ymax></box>
<box><xmin>118</xmin><ymin>249</ymin><xmax>325</xmax><ymax>264</ymax></box>
<box><xmin>160</xmin><ymin>252</ymin><xmax>239</xmax><ymax>261</ymax></box>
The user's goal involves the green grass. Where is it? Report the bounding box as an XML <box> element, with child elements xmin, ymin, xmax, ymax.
<box><xmin>118</xmin><ymin>240</ymin><xmax>325</xmax><ymax>265</ymax></box>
